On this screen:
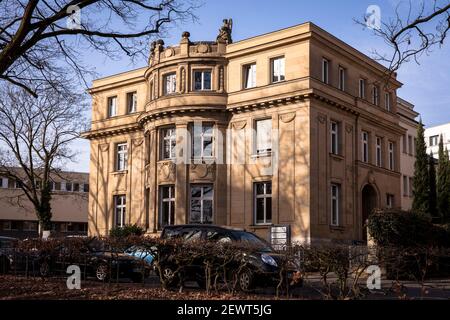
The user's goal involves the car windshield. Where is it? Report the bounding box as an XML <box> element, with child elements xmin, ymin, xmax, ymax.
<box><xmin>232</xmin><ymin>231</ymin><xmax>273</xmax><ymax>252</ymax></box>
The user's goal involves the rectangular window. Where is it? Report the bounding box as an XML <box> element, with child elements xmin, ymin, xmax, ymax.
<box><xmin>65</xmin><ymin>182</ymin><xmax>73</xmax><ymax>192</ymax></box>
<box><xmin>73</xmin><ymin>183</ymin><xmax>80</xmax><ymax>192</ymax></box>
<box><xmin>192</xmin><ymin>123</ymin><xmax>214</xmax><ymax>158</ymax></box>
<box><xmin>15</xmin><ymin>180</ymin><xmax>23</xmax><ymax>189</ymax></box>
<box><xmin>255</xmin><ymin>119</ymin><xmax>272</xmax><ymax>154</ymax></box>
<box><xmin>372</xmin><ymin>86</ymin><xmax>379</xmax><ymax>106</ymax></box>
<box><xmin>116</xmin><ymin>143</ymin><xmax>128</xmax><ymax>171</ymax></box>
<box><xmin>107</xmin><ymin>96</ymin><xmax>117</xmax><ymax>117</ymax></box>
<box><xmin>254</xmin><ymin>182</ymin><xmax>272</xmax><ymax>224</ymax></box>
<box><xmin>159</xmin><ymin>185</ymin><xmax>175</xmax><ymax>229</ymax></box>
<box><xmin>429</xmin><ymin>135</ymin><xmax>439</xmax><ymax>147</ymax></box>
<box><xmin>161</xmin><ymin>127</ymin><xmax>176</xmax><ymax>160</ymax></box>
<box><xmin>331</xmin><ymin>184</ymin><xmax>340</xmax><ymax>226</ymax></box>
<box><xmin>408</xmin><ymin>135</ymin><xmax>413</xmax><ymax>156</ymax></box>
<box><xmin>4</xmin><ymin>221</ymin><xmax>20</xmax><ymax>231</ymax></box>
<box><xmin>190</xmin><ymin>185</ymin><xmax>213</xmax><ymax>224</ymax></box>
<box><xmin>194</xmin><ymin>70</ymin><xmax>212</xmax><ymax>91</ymax></box>
<box><xmin>164</xmin><ymin>73</ymin><xmax>177</xmax><ymax>95</ymax></box>
<box><xmin>330</xmin><ymin>121</ymin><xmax>339</xmax><ymax>155</ymax></box>
<box><xmin>83</xmin><ymin>184</ymin><xmax>89</xmax><ymax>193</ymax></box>
<box><xmin>386</xmin><ymin>194</ymin><xmax>394</xmax><ymax>208</ymax></box>
<box><xmin>243</xmin><ymin>63</ymin><xmax>256</xmax><ymax>89</ymax></box>
<box><xmin>376</xmin><ymin>137</ymin><xmax>382</xmax><ymax>167</ymax></box>
<box><xmin>322</xmin><ymin>58</ymin><xmax>329</xmax><ymax>84</ymax></box>
<box><xmin>114</xmin><ymin>195</ymin><xmax>126</xmax><ymax>227</ymax></box>
<box><xmin>403</xmin><ymin>175</ymin><xmax>408</xmax><ymax>196</ymax></box>
<box><xmin>271</xmin><ymin>57</ymin><xmax>285</xmax><ymax>83</ymax></box>
<box><xmin>23</xmin><ymin>221</ymin><xmax>38</xmax><ymax>232</ymax></box>
<box><xmin>149</xmin><ymin>81</ymin><xmax>154</xmax><ymax>101</ymax></box>
<box><xmin>409</xmin><ymin>177</ymin><xmax>414</xmax><ymax>197</ymax></box>
<box><xmin>54</xmin><ymin>182</ymin><xmax>61</xmax><ymax>191</ymax></box>
<box><xmin>359</xmin><ymin>78</ymin><xmax>366</xmax><ymax>99</ymax></box>
<box><xmin>338</xmin><ymin>67</ymin><xmax>345</xmax><ymax>91</ymax></box>
<box><xmin>403</xmin><ymin>134</ymin><xmax>408</xmax><ymax>153</ymax></box>
<box><xmin>127</xmin><ymin>91</ymin><xmax>137</xmax><ymax>114</ymax></box>
<box><xmin>362</xmin><ymin>131</ymin><xmax>369</xmax><ymax>163</ymax></box>
<box><xmin>0</xmin><ymin>177</ymin><xmax>6</xmax><ymax>188</ymax></box>
<box><xmin>388</xmin><ymin>141</ymin><xmax>395</xmax><ymax>170</ymax></box>
<box><xmin>385</xmin><ymin>92</ymin><xmax>391</xmax><ymax>111</ymax></box>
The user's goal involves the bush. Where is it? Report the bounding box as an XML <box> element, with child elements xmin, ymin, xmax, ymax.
<box><xmin>368</xmin><ymin>209</ymin><xmax>450</xmax><ymax>247</ymax></box>
<box><xmin>109</xmin><ymin>224</ymin><xmax>145</xmax><ymax>238</ymax></box>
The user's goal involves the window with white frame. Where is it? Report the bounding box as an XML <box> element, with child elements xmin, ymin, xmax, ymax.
<box><xmin>388</xmin><ymin>141</ymin><xmax>395</xmax><ymax>170</ymax></box>
<box><xmin>429</xmin><ymin>135</ymin><xmax>439</xmax><ymax>146</ymax></box>
<box><xmin>83</xmin><ymin>183</ymin><xmax>89</xmax><ymax>193</ymax></box>
<box><xmin>330</xmin><ymin>121</ymin><xmax>339</xmax><ymax>155</ymax></box>
<box><xmin>164</xmin><ymin>72</ymin><xmax>177</xmax><ymax>95</ymax></box>
<box><xmin>386</xmin><ymin>194</ymin><xmax>394</xmax><ymax>208</ymax></box>
<box><xmin>362</xmin><ymin>131</ymin><xmax>369</xmax><ymax>163</ymax></box>
<box><xmin>376</xmin><ymin>137</ymin><xmax>382</xmax><ymax>167</ymax></box>
<box><xmin>192</xmin><ymin>123</ymin><xmax>214</xmax><ymax>158</ymax></box>
<box><xmin>359</xmin><ymin>78</ymin><xmax>366</xmax><ymax>99</ymax></box>
<box><xmin>372</xmin><ymin>86</ymin><xmax>379</xmax><ymax>106</ymax></box>
<box><xmin>107</xmin><ymin>96</ymin><xmax>117</xmax><ymax>117</ymax></box>
<box><xmin>331</xmin><ymin>184</ymin><xmax>340</xmax><ymax>226</ymax></box>
<box><xmin>127</xmin><ymin>91</ymin><xmax>137</xmax><ymax>113</ymax></box>
<box><xmin>65</xmin><ymin>182</ymin><xmax>73</xmax><ymax>192</ymax></box>
<box><xmin>116</xmin><ymin>143</ymin><xmax>128</xmax><ymax>171</ymax></box>
<box><xmin>271</xmin><ymin>57</ymin><xmax>285</xmax><ymax>83</ymax></box>
<box><xmin>194</xmin><ymin>70</ymin><xmax>212</xmax><ymax>91</ymax></box>
<box><xmin>0</xmin><ymin>177</ymin><xmax>6</xmax><ymax>188</ymax></box>
<box><xmin>159</xmin><ymin>185</ymin><xmax>175</xmax><ymax>229</ymax></box>
<box><xmin>385</xmin><ymin>92</ymin><xmax>391</xmax><ymax>111</ymax></box>
<box><xmin>190</xmin><ymin>185</ymin><xmax>213</xmax><ymax>224</ymax></box>
<box><xmin>255</xmin><ymin>118</ymin><xmax>272</xmax><ymax>155</ymax></box>
<box><xmin>254</xmin><ymin>181</ymin><xmax>272</xmax><ymax>224</ymax></box>
<box><xmin>322</xmin><ymin>58</ymin><xmax>329</xmax><ymax>84</ymax></box>
<box><xmin>114</xmin><ymin>195</ymin><xmax>126</xmax><ymax>227</ymax></box>
<box><xmin>243</xmin><ymin>63</ymin><xmax>256</xmax><ymax>89</ymax></box>
<box><xmin>23</xmin><ymin>221</ymin><xmax>38</xmax><ymax>231</ymax></box>
<box><xmin>338</xmin><ymin>67</ymin><xmax>345</xmax><ymax>91</ymax></box>
<box><xmin>161</xmin><ymin>127</ymin><xmax>176</xmax><ymax>160</ymax></box>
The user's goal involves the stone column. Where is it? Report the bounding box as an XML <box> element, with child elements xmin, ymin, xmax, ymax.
<box><xmin>175</xmin><ymin>122</ymin><xmax>189</xmax><ymax>225</ymax></box>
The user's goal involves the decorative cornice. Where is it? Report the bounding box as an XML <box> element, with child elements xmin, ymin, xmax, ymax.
<box><xmin>82</xmin><ymin>124</ymin><xmax>141</xmax><ymax>140</ymax></box>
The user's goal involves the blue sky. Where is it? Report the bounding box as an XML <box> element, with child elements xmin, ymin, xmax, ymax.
<box><xmin>69</xmin><ymin>0</ymin><xmax>450</xmax><ymax>172</ymax></box>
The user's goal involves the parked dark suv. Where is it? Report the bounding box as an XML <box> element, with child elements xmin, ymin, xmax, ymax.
<box><xmin>158</xmin><ymin>224</ymin><xmax>301</xmax><ymax>291</ymax></box>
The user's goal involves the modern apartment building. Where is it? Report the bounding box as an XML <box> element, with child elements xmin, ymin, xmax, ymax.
<box><xmin>425</xmin><ymin>122</ymin><xmax>450</xmax><ymax>159</ymax></box>
<box><xmin>397</xmin><ymin>98</ymin><xmax>419</xmax><ymax>210</ymax></box>
<box><xmin>0</xmin><ymin>169</ymin><xmax>89</xmax><ymax>238</ymax></box>
<box><xmin>84</xmin><ymin>21</ymin><xmax>410</xmax><ymax>244</ymax></box>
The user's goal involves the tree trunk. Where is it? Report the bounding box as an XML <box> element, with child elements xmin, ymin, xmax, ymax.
<box><xmin>37</xmin><ymin>185</ymin><xmax>53</xmax><ymax>239</ymax></box>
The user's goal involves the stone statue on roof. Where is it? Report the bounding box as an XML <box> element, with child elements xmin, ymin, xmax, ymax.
<box><xmin>217</xmin><ymin>18</ymin><xmax>233</xmax><ymax>44</ymax></box>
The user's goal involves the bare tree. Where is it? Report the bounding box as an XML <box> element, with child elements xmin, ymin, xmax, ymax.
<box><xmin>0</xmin><ymin>0</ymin><xmax>198</xmax><ymax>96</ymax></box>
<box><xmin>0</xmin><ymin>84</ymin><xmax>87</xmax><ymax>236</ymax></box>
<box><xmin>356</xmin><ymin>0</ymin><xmax>450</xmax><ymax>75</ymax></box>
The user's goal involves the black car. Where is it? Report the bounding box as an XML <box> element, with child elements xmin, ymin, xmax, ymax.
<box><xmin>41</xmin><ymin>238</ymin><xmax>149</xmax><ymax>282</ymax></box>
<box><xmin>158</xmin><ymin>224</ymin><xmax>301</xmax><ymax>291</ymax></box>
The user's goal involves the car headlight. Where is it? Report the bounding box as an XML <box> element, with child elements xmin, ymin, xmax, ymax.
<box><xmin>261</xmin><ymin>253</ymin><xmax>278</xmax><ymax>267</ymax></box>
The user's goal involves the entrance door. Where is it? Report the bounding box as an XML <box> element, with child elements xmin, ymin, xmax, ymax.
<box><xmin>361</xmin><ymin>184</ymin><xmax>378</xmax><ymax>242</ymax></box>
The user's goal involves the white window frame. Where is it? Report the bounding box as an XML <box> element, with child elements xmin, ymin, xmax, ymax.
<box><xmin>193</xmin><ymin>70</ymin><xmax>212</xmax><ymax>91</ymax></box>
<box><xmin>331</xmin><ymin>184</ymin><xmax>340</xmax><ymax>226</ymax></box>
<box><xmin>0</xmin><ymin>177</ymin><xmax>7</xmax><ymax>188</ymax></box>
<box><xmin>388</xmin><ymin>141</ymin><xmax>395</xmax><ymax>170</ymax></box>
<box><xmin>362</xmin><ymin>131</ymin><xmax>369</xmax><ymax>163</ymax></box>
<box><xmin>254</xmin><ymin>181</ymin><xmax>272</xmax><ymax>225</ymax></box>
<box><xmin>159</xmin><ymin>185</ymin><xmax>175</xmax><ymax>229</ymax></box>
<box><xmin>192</xmin><ymin>123</ymin><xmax>214</xmax><ymax>159</ymax></box>
<box><xmin>127</xmin><ymin>91</ymin><xmax>137</xmax><ymax>114</ymax></box>
<box><xmin>322</xmin><ymin>58</ymin><xmax>329</xmax><ymax>84</ymax></box>
<box><xmin>330</xmin><ymin>121</ymin><xmax>339</xmax><ymax>155</ymax></box>
<box><xmin>107</xmin><ymin>96</ymin><xmax>117</xmax><ymax>117</ymax></box>
<box><xmin>164</xmin><ymin>72</ymin><xmax>177</xmax><ymax>95</ymax></box>
<box><xmin>386</xmin><ymin>194</ymin><xmax>394</xmax><ymax>208</ymax></box>
<box><xmin>359</xmin><ymin>78</ymin><xmax>366</xmax><ymax>99</ymax></box>
<box><xmin>429</xmin><ymin>135</ymin><xmax>439</xmax><ymax>146</ymax></box>
<box><xmin>271</xmin><ymin>57</ymin><xmax>285</xmax><ymax>83</ymax></box>
<box><xmin>376</xmin><ymin>137</ymin><xmax>382</xmax><ymax>167</ymax></box>
<box><xmin>243</xmin><ymin>63</ymin><xmax>257</xmax><ymax>89</ymax></box>
<box><xmin>385</xmin><ymin>92</ymin><xmax>391</xmax><ymax>111</ymax></box>
<box><xmin>338</xmin><ymin>66</ymin><xmax>345</xmax><ymax>91</ymax></box>
<box><xmin>114</xmin><ymin>195</ymin><xmax>126</xmax><ymax>227</ymax></box>
<box><xmin>161</xmin><ymin>127</ymin><xmax>176</xmax><ymax>160</ymax></box>
<box><xmin>116</xmin><ymin>143</ymin><xmax>128</xmax><ymax>171</ymax></box>
<box><xmin>255</xmin><ymin>118</ymin><xmax>272</xmax><ymax>155</ymax></box>
<box><xmin>189</xmin><ymin>185</ymin><xmax>214</xmax><ymax>224</ymax></box>
<box><xmin>372</xmin><ymin>86</ymin><xmax>379</xmax><ymax>106</ymax></box>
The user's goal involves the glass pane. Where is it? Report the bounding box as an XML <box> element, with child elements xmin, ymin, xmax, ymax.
<box><xmin>203</xmin><ymin>200</ymin><xmax>213</xmax><ymax>223</ymax></box>
<box><xmin>161</xmin><ymin>201</ymin><xmax>170</xmax><ymax>227</ymax></box>
<box><xmin>170</xmin><ymin>140</ymin><xmax>176</xmax><ymax>158</ymax></box>
<box><xmin>203</xmin><ymin>185</ymin><xmax>213</xmax><ymax>198</ymax></box>
<box><xmin>256</xmin><ymin>183</ymin><xmax>265</xmax><ymax>195</ymax></box>
<box><xmin>191</xmin><ymin>186</ymin><xmax>202</xmax><ymax>198</ymax></box>
<box><xmin>162</xmin><ymin>186</ymin><xmax>170</xmax><ymax>199</ymax></box>
<box><xmin>190</xmin><ymin>199</ymin><xmax>201</xmax><ymax>223</ymax></box>
<box><xmin>203</xmin><ymin>124</ymin><xmax>213</xmax><ymax>135</ymax></box>
<box><xmin>256</xmin><ymin>119</ymin><xmax>272</xmax><ymax>152</ymax></box>
<box><xmin>256</xmin><ymin>198</ymin><xmax>265</xmax><ymax>223</ymax></box>
<box><xmin>265</xmin><ymin>182</ymin><xmax>272</xmax><ymax>194</ymax></box>
<box><xmin>265</xmin><ymin>197</ymin><xmax>272</xmax><ymax>222</ymax></box>
<box><xmin>194</xmin><ymin>72</ymin><xmax>202</xmax><ymax>90</ymax></box>
<box><xmin>203</xmin><ymin>137</ymin><xmax>213</xmax><ymax>157</ymax></box>
<box><xmin>203</xmin><ymin>72</ymin><xmax>211</xmax><ymax>90</ymax></box>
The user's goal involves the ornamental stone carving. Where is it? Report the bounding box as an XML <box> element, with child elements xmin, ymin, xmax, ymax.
<box><xmin>197</xmin><ymin>43</ymin><xmax>210</xmax><ymax>53</ymax></box>
<box><xmin>157</xmin><ymin>161</ymin><xmax>176</xmax><ymax>183</ymax></box>
<box><xmin>164</xmin><ymin>47</ymin><xmax>174</xmax><ymax>58</ymax></box>
<box><xmin>190</xmin><ymin>163</ymin><xmax>216</xmax><ymax>181</ymax></box>
<box><xmin>99</xmin><ymin>143</ymin><xmax>109</xmax><ymax>152</ymax></box>
<box><xmin>231</xmin><ymin>120</ymin><xmax>247</xmax><ymax>130</ymax></box>
<box><xmin>279</xmin><ymin>112</ymin><xmax>296</xmax><ymax>123</ymax></box>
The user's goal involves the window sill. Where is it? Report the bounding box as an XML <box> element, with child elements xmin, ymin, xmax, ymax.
<box><xmin>329</xmin><ymin>225</ymin><xmax>345</xmax><ymax>231</ymax></box>
<box><xmin>191</xmin><ymin>157</ymin><xmax>216</xmax><ymax>164</ymax></box>
<box><xmin>111</xmin><ymin>170</ymin><xmax>128</xmax><ymax>175</ymax></box>
<box><xmin>330</xmin><ymin>153</ymin><xmax>344</xmax><ymax>161</ymax></box>
<box><xmin>250</xmin><ymin>224</ymin><xmax>272</xmax><ymax>229</ymax></box>
<box><xmin>251</xmin><ymin>151</ymin><xmax>272</xmax><ymax>159</ymax></box>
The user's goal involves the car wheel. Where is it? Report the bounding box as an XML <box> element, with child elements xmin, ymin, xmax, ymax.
<box><xmin>238</xmin><ymin>268</ymin><xmax>254</xmax><ymax>292</ymax></box>
<box><xmin>95</xmin><ymin>263</ymin><xmax>109</xmax><ymax>281</ymax></box>
<box><xmin>39</xmin><ymin>261</ymin><xmax>50</xmax><ymax>277</ymax></box>
<box><xmin>161</xmin><ymin>266</ymin><xmax>177</xmax><ymax>287</ymax></box>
